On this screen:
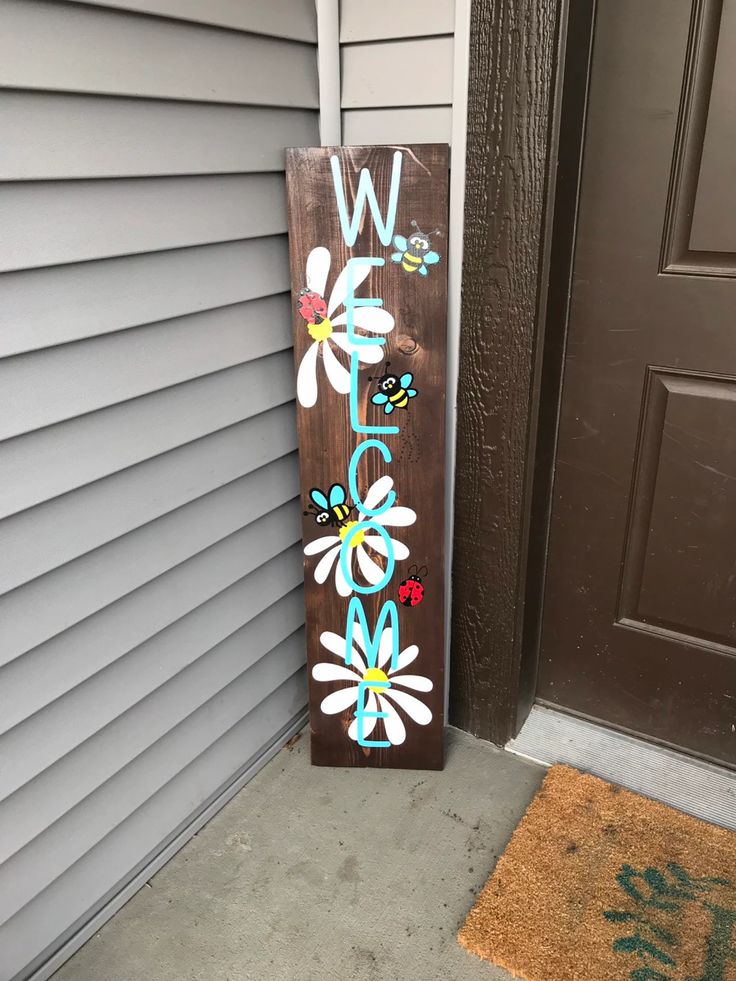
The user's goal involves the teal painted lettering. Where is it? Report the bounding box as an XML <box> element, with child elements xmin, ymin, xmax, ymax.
<box><xmin>330</xmin><ymin>151</ymin><xmax>402</xmax><ymax>247</ymax></box>
<box><xmin>355</xmin><ymin>680</ymin><xmax>391</xmax><ymax>748</ymax></box>
<box><xmin>348</xmin><ymin>352</ymin><xmax>399</xmax><ymax>435</ymax></box>
<box><xmin>348</xmin><ymin>440</ymin><xmax>396</xmax><ymax>517</ymax></box>
<box><xmin>345</xmin><ymin>257</ymin><xmax>385</xmax><ymax>347</ymax></box>
<box><xmin>340</xmin><ymin>521</ymin><xmax>395</xmax><ymax>594</ymax></box>
<box><xmin>344</xmin><ymin>598</ymin><xmax>399</xmax><ymax>672</ymax></box>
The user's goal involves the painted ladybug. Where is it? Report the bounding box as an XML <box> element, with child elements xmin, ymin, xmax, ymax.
<box><xmin>398</xmin><ymin>565</ymin><xmax>427</xmax><ymax>607</ymax></box>
<box><xmin>297</xmin><ymin>288</ymin><xmax>328</xmax><ymax>325</ymax></box>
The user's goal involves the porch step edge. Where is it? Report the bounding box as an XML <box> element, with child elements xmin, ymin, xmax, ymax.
<box><xmin>506</xmin><ymin>705</ymin><xmax>736</xmax><ymax>831</ymax></box>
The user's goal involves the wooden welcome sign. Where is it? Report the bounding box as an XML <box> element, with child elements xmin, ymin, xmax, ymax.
<box><xmin>285</xmin><ymin>145</ymin><xmax>449</xmax><ymax>769</ymax></box>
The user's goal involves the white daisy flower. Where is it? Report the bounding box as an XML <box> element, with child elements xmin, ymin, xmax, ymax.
<box><xmin>312</xmin><ymin>626</ymin><xmax>433</xmax><ymax>746</ymax></box>
<box><xmin>303</xmin><ymin>476</ymin><xmax>415</xmax><ymax>597</ymax></box>
<box><xmin>295</xmin><ymin>246</ymin><xmax>395</xmax><ymax>408</ymax></box>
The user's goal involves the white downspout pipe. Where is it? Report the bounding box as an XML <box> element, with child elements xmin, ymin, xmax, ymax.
<box><xmin>315</xmin><ymin>0</ymin><xmax>341</xmax><ymax>146</ymax></box>
<box><xmin>445</xmin><ymin>0</ymin><xmax>471</xmax><ymax>717</ymax></box>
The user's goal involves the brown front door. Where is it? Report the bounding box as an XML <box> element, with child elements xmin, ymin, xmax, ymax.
<box><xmin>538</xmin><ymin>0</ymin><xmax>736</xmax><ymax>766</ymax></box>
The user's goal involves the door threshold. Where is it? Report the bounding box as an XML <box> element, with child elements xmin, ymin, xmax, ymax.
<box><xmin>507</xmin><ymin>705</ymin><xmax>736</xmax><ymax>831</ymax></box>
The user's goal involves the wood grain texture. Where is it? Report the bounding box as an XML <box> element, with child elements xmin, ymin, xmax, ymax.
<box><xmin>286</xmin><ymin>145</ymin><xmax>448</xmax><ymax>769</ymax></box>
<box><xmin>449</xmin><ymin>0</ymin><xmax>561</xmax><ymax>743</ymax></box>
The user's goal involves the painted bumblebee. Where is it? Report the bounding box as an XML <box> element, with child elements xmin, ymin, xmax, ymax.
<box><xmin>304</xmin><ymin>483</ymin><xmax>353</xmax><ymax>528</ymax></box>
<box><xmin>391</xmin><ymin>220</ymin><xmax>441</xmax><ymax>276</ymax></box>
<box><xmin>398</xmin><ymin>565</ymin><xmax>427</xmax><ymax>608</ymax></box>
<box><xmin>369</xmin><ymin>362</ymin><xmax>418</xmax><ymax>415</ymax></box>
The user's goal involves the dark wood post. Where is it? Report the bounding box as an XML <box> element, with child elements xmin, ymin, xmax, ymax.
<box><xmin>450</xmin><ymin>0</ymin><xmax>565</xmax><ymax>743</ymax></box>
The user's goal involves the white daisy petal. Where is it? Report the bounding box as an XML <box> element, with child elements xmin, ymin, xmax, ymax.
<box><xmin>330</xmin><ymin>332</ymin><xmax>385</xmax><ymax>364</ymax></box>
<box><xmin>312</xmin><ymin>662</ymin><xmax>362</xmax><ymax>683</ymax></box>
<box><xmin>314</xmin><ymin>543</ymin><xmax>341</xmax><ymax>584</ymax></box>
<box><xmin>377</xmin><ymin>627</ymin><xmax>396</xmax><ymax>669</ymax></box>
<box><xmin>374</xmin><ymin>506</ymin><xmax>417</xmax><ymax>528</ymax></box>
<box><xmin>306</xmin><ymin>246</ymin><xmax>330</xmax><ymax>296</ymax></box>
<box><xmin>378</xmin><ymin>694</ymin><xmax>406</xmax><ymax>745</ymax></box>
<box><xmin>383</xmin><ymin>687</ymin><xmax>432</xmax><ymax>726</ymax></box>
<box><xmin>332</xmin><ymin>307</ymin><xmax>394</xmax><ymax>334</ymax></box>
<box><xmin>320</xmin><ymin>631</ymin><xmax>367</xmax><ymax>674</ymax></box>
<box><xmin>304</xmin><ymin>535</ymin><xmax>340</xmax><ymax>556</ymax></box>
<box><xmin>389</xmin><ymin>645</ymin><xmax>419</xmax><ymax>674</ymax></box>
<box><xmin>320</xmin><ymin>686</ymin><xmax>359</xmax><ymax>715</ymax></box>
<box><xmin>350</xmin><ymin>622</ymin><xmax>367</xmax><ymax>655</ymax></box>
<box><xmin>327</xmin><ymin>259</ymin><xmax>372</xmax><ymax>317</ymax></box>
<box><xmin>363</xmin><ymin>475</ymin><xmax>394</xmax><ymax>512</ymax></box>
<box><xmin>348</xmin><ymin>689</ymin><xmax>378</xmax><ymax>742</ymax></box>
<box><xmin>390</xmin><ymin>674</ymin><xmax>433</xmax><ymax>693</ymax></box>
<box><xmin>335</xmin><ymin>551</ymin><xmax>353</xmax><ymax>597</ymax></box>
<box><xmin>356</xmin><ymin>345</ymin><xmax>388</xmax><ymax>364</ymax></box>
<box><xmin>296</xmin><ymin>341</ymin><xmax>320</xmax><ymax>408</ymax></box>
<box><xmin>322</xmin><ymin>340</ymin><xmax>351</xmax><ymax>394</ymax></box>
<box><xmin>363</xmin><ymin>535</ymin><xmax>410</xmax><ymax>561</ymax></box>
<box><xmin>356</xmin><ymin>542</ymin><xmax>385</xmax><ymax>586</ymax></box>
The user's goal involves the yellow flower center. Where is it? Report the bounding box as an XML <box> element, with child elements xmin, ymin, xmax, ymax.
<box><xmin>339</xmin><ymin>520</ymin><xmax>364</xmax><ymax>548</ymax></box>
<box><xmin>363</xmin><ymin>667</ymin><xmax>389</xmax><ymax>692</ymax></box>
<box><xmin>307</xmin><ymin>316</ymin><xmax>333</xmax><ymax>342</ymax></box>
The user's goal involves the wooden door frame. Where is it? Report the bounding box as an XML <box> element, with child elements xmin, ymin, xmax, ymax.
<box><xmin>449</xmin><ymin>0</ymin><xmax>598</xmax><ymax>743</ymax></box>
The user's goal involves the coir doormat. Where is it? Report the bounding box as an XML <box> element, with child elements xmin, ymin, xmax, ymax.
<box><xmin>458</xmin><ymin>764</ymin><xmax>736</xmax><ymax>981</ymax></box>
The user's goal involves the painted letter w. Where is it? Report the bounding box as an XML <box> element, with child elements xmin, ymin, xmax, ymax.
<box><xmin>330</xmin><ymin>150</ymin><xmax>403</xmax><ymax>247</ymax></box>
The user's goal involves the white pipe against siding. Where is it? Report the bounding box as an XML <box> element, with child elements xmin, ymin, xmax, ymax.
<box><xmin>445</xmin><ymin>0</ymin><xmax>472</xmax><ymax>715</ymax></box>
<box><xmin>316</xmin><ymin>0</ymin><xmax>341</xmax><ymax>145</ymax></box>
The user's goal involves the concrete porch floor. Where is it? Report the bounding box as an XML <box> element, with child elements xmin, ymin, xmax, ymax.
<box><xmin>53</xmin><ymin>729</ymin><xmax>545</xmax><ymax>981</ymax></box>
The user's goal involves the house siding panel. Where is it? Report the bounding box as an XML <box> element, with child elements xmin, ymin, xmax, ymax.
<box><xmin>339</xmin><ymin>0</ymin><xmax>454</xmax><ymax>41</ymax></box>
<box><xmin>0</xmin><ymin>1</ymin><xmax>315</xmax><ymax>977</ymax></box>
<box><xmin>0</xmin><ymin>174</ymin><xmax>288</xmax><ymax>272</ymax></box>
<box><xmin>0</xmin><ymin>0</ymin><xmax>318</xmax><ymax>107</ymax></box>
<box><xmin>0</xmin><ymin>237</ymin><xmax>292</xmax><ymax>356</ymax></box>
<box><xmin>0</xmin><ymin>94</ymin><xmax>319</xmax><ymax>180</ymax></box>
<box><xmin>339</xmin><ymin>1</ymin><xmax>456</xmax><ymax>146</ymax></box>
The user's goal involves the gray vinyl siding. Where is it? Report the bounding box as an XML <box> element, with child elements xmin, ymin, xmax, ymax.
<box><xmin>0</xmin><ymin>2</ymin><xmax>315</xmax><ymax>978</ymax></box>
<box><xmin>339</xmin><ymin>0</ymin><xmax>455</xmax><ymax>145</ymax></box>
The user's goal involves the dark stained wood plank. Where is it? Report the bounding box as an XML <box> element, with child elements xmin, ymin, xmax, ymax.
<box><xmin>286</xmin><ymin>145</ymin><xmax>449</xmax><ymax>768</ymax></box>
<box><xmin>450</xmin><ymin>0</ymin><xmax>561</xmax><ymax>743</ymax></box>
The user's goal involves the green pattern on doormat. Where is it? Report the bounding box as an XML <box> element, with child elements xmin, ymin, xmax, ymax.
<box><xmin>605</xmin><ymin>863</ymin><xmax>736</xmax><ymax>981</ymax></box>
<box><xmin>458</xmin><ymin>766</ymin><xmax>736</xmax><ymax>981</ymax></box>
